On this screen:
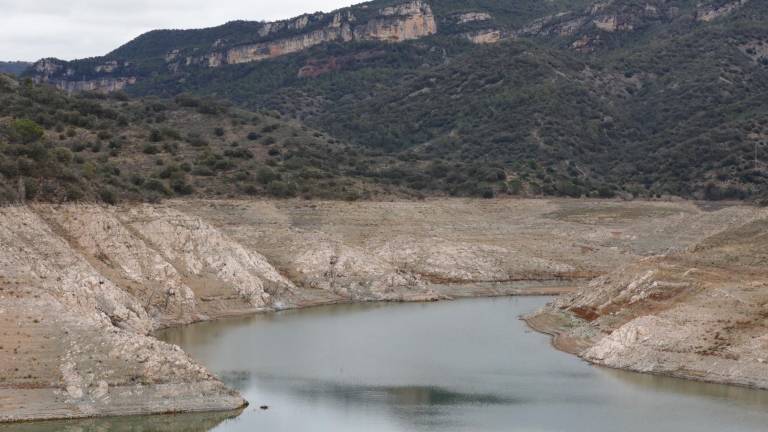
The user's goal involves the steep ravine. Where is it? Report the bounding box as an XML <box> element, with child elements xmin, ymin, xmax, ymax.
<box><xmin>0</xmin><ymin>199</ymin><xmax>764</xmax><ymax>422</ymax></box>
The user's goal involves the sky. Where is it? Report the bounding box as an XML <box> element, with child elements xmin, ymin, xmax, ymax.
<box><xmin>0</xmin><ymin>1</ymin><xmax>359</xmax><ymax>62</ymax></box>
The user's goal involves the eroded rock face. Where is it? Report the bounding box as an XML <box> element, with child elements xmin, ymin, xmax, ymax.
<box><xmin>39</xmin><ymin>205</ymin><xmax>200</xmax><ymax>327</ymax></box>
<box><xmin>30</xmin><ymin>58</ymin><xmax>137</xmax><ymax>93</ymax></box>
<box><xmin>122</xmin><ymin>205</ymin><xmax>296</xmax><ymax>309</ymax></box>
<box><xmin>221</xmin><ymin>0</ymin><xmax>435</xmax><ymax>66</ymax></box>
<box><xmin>696</xmin><ymin>0</ymin><xmax>750</xmax><ymax>22</ymax></box>
<box><xmin>529</xmin><ymin>210</ymin><xmax>768</xmax><ymax>389</ymax></box>
<box><xmin>512</xmin><ymin>0</ymin><xmax>682</xmax><ymax>50</ymax></box>
<box><xmin>0</xmin><ymin>206</ymin><xmax>246</xmax><ymax>422</ymax></box>
<box><xmin>0</xmin><ymin>206</ymin><xmax>151</xmax><ymax>334</ymax></box>
<box><xmin>464</xmin><ymin>29</ymin><xmax>503</xmax><ymax>44</ymax></box>
<box><xmin>455</xmin><ymin>12</ymin><xmax>493</xmax><ymax>24</ymax></box>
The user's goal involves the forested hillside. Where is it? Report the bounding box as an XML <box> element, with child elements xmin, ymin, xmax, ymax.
<box><xmin>18</xmin><ymin>0</ymin><xmax>768</xmax><ymax>201</ymax></box>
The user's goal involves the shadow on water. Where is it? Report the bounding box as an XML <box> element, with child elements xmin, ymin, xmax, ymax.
<box><xmin>0</xmin><ymin>409</ymin><xmax>243</xmax><ymax>432</ymax></box>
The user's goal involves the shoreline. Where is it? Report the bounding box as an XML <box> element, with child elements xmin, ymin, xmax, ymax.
<box><xmin>0</xmin><ymin>286</ymin><xmax>575</xmax><ymax>425</ymax></box>
<box><xmin>3</xmin><ymin>198</ymin><xmax>763</xmax><ymax>424</ymax></box>
<box><xmin>521</xmin><ymin>311</ymin><xmax>768</xmax><ymax>392</ymax></box>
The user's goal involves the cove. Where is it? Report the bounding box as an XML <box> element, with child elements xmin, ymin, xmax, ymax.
<box><xmin>6</xmin><ymin>297</ymin><xmax>768</xmax><ymax>431</ymax></box>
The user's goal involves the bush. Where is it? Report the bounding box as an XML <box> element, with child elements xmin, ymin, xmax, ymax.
<box><xmin>65</xmin><ymin>184</ymin><xmax>84</xmax><ymax>200</ymax></box>
<box><xmin>175</xmin><ymin>93</ymin><xmax>200</xmax><ymax>107</ymax></box>
<box><xmin>224</xmin><ymin>148</ymin><xmax>253</xmax><ymax>159</ymax></box>
<box><xmin>262</xmin><ymin>124</ymin><xmax>280</xmax><ymax>133</ymax></box>
<box><xmin>11</xmin><ymin>119</ymin><xmax>44</xmax><ymax>143</ymax></box>
<box><xmin>99</xmin><ymin>188</ymin><xmax>118</xmax><ymax>205</ymax></box>
<box><xmin>148</xmin><ymin>129</ymin><xmax>163</xmax><ymax>142</ymax></box>
<box><xmin>191</xmin><ymin>166</ymin><xmax>215</xmax><ymax>176</ymax></box>
<box><xmin>142</xmin><ymin>144</ymin><xmax>160</xmax><ymax>155</ymax></box>
<box><xmin>52</xmin><ymin>147</ymin><xmax>73</xmax><ymax>164</ymax></box>
<box><xmin>256</xmin><ymin>167</ymin><xmax>278</xmax><ymax>185</ymax></box>
<box><xmin>267</xmin><ymin>180</ymin><xmax>296</xmax><ymax>198</ymax></box>
<box><xmin>23</xmin><ymin>178</ymin><xmax>38</xmax><ymax>200</ymax></box>
<box><xmin>171</xmin><ymin>178</ymin><xmax>194</xmax><ymax>195</ymax></box>
<box><xmin>186</xmin><ymin>133</ymin><xmax>208</xmax><ymax>147</ymax></box>
<box><xmin>143</xmin><ymin>179</ymin><xmax>169</xmax><ymax>194</ymax></box>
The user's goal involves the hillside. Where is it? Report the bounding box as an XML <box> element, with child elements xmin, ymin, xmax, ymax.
<box><xmin>21</xmin><ymin>0</ymin><xmax>768</xmax><ymax>201</ymax></box>
<box><xmin>0</xmin><ymin>74</ymin><xmax>434</xmax><ymax>204</ymax></box>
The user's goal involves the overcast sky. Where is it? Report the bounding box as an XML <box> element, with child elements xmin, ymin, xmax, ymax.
<box><xmin>0</xmin><ymin>1</ymin><xmax>359</xmax><ymax>62</ymax></box>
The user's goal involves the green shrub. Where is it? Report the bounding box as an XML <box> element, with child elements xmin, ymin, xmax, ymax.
<box><xmin>52</xmin><ymin>147</ymin><xmax>73</xmax><ymax>164</ymax></box>
<box><xmin>99</xmin><ymin>188</ymin><xmax>118</xmax><ymax>204</ymax></box>
<box><xmin>171</xmin><ymin>178</ymin><xmax>194</xmax><ymax>195</ymax></box>
<box><xmin>256</xmin><ymin>167</ymin><xmax>278</xmax><ymax>185</ymax></box>
<box><xmin>11</xmin><ymin>119</ymin><xmax>44</xmax><ymax>143</ymax></box>
<box><xmin>267</xmin><ymin>180</ymin><xmax>296</xmax><ymax>198</ymax></box>
<box><xmin>143</xmin><ymin>179</ymin><xmax>169</xmax><ymax>194</ymax></box>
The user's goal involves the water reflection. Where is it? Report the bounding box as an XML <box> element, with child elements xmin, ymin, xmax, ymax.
<box><xmin>602</xmin><ymin>367</ymin><xmax>768</xmax><ymax>408</ymax></box>
<box><xmin>0</xmin><ymin>409</ymin><xmax>242</xmax><ymax>432</ymax></box>
<box><xmin>10</xmin><ymin>298</ymin><xmax>768</xmax><ymax>432</ymax></box>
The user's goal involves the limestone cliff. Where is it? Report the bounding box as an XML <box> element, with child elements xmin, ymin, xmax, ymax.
<box><xmin>28</xmin><ymin>0</ymin><xmax>437</xmax><ymax>91</ymax></box>
<box><xmin>192</xmin><ymin>0</ymin><xmax>436</xmax><ymax>68</ymax></box>
<box><xmin>30</xmin><ymin>58</ymin><xmax>136</xmax><ymax>93</ymax></box>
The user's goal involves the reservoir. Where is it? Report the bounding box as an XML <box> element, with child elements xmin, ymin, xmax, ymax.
<box><xmin>7</xmin><ymin>297</ymin><xmax>768</xmax><ymax>431</ymax></box>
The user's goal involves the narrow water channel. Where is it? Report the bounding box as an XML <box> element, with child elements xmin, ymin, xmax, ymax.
<box><xmin>7</xmin><ymin>297</ymin><xmax>768</xmax><ymax>431</ymax></box>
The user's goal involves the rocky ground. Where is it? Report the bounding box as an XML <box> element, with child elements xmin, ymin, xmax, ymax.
<box><xmin>0</xmin><ymin>198</ymin><xmax>764</xmax><ymax>422</ymax></box>
<box><xmin>526</xmin><ymin>206</ymin><xmax>768</xmax><ymax>389</ymax></box>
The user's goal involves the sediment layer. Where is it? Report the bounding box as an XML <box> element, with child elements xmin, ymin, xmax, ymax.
<box><xmin>526</xmin><ymin>206</ymin><xmax>768</xmax><ymax>389</ymax></box>
<box><xmin>1</xmin><ymin>198</ymin><xmax>762</xmax><ymax>421</ymax></box>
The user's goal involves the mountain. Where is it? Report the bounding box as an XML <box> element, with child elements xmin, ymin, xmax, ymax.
<box><xmin>21</xmin><ymin>0</ymin><xmax>768</xmax><ymax>201</ymax></box>
<box><xmin>0</xmin><ymin>61</ymin><xmax>32</xmax><ymax>76</ymax></box>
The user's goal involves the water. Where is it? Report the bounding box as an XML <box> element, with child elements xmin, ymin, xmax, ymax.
<box><xmin>6</xmin><ymin>297</ymin><xmax>768</xmax><ymax>431</ymax></box>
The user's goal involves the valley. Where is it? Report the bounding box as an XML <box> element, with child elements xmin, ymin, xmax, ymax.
<box><xmin>1</xmin><ymin>0</ymin><xmax>768</xmax><ymax>427</ymax></box>
<box><xmin>0</xmin><ymin>198</ymin><xmax>766</xmax><ymax>422</ymax></box>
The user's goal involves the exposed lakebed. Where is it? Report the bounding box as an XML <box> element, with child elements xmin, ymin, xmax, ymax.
<box><xmin>7</xmin><ymin>297</ymin><xmax>768</xmax><ymax>431</ymax></box>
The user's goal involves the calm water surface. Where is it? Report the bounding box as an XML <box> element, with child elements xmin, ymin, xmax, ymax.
<box><xmin>6</xmin><ymin>297</ymin><xmax>768</xmax><ymax>431</ymax></box>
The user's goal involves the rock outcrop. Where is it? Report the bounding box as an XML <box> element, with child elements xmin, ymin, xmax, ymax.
<box><xmin>28</xmin><ymin>0</ymin><xmax>438</xmax><ymax>92</ymax></box>
<box><xmin>195</xmin><ymin>0</ymin><xmax>436</xmax><ymax>68</ymax></box>
<box><xmin>30</xmin><ymin>58</ymin><xmax>137</xmax><ymax>93</ymax></box>
<box><xmin>696</xmin><ymin>0</ymin><xmax>751</xmax><ymax>22</ymax></box>
<box><xmin>527</xmin><ymin>209</ymin><xmax>768</xmax><ymax>389</ymax></box>
<box><xmin>0</xmin><ymin>206</ymin><xmax>247</xmax><ymax>422</ymax></box>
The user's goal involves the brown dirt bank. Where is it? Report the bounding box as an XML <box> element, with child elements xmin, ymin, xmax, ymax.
<box><xmin>1</xmin><ymin>198</ymin><xmax>763</xmax><ymax>422</ymax></box>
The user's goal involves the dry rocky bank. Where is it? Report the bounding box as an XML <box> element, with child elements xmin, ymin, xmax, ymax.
<box><xmin>526</xmin><ymin>205</ymin><xmax>768</xmax><ymax>390</ymax></box>
<box><xmin>0</xmin><ymin>198</ymin><xmax>764</xmax><ymax>422</ymax></box>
